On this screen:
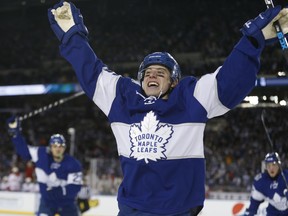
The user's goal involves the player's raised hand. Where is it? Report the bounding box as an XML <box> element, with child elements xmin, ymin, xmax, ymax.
<box><xmin>6</xmin><ymin>116</ymin><xmax>22</xmax><ymax>138</ymax></box>
<box><xmin>241</xmin><ymin>6</ymin><xmax>288</xmax><ymax>45</ymax></box>
<box><xmin>51</xmin><ymin>2</ymin><xmax>75</xmax><ymax>32</ymax></box>
<box><xmin>48</xmin><ymin>1</ymin><xmax>88</xmax><ymax>44</ymax></box>
<box><xmin>262</xmin><ymin>7</ymin><xmax>288</xmax><ymax>43</ymax></box>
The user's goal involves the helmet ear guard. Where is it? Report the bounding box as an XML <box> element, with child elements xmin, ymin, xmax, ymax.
<box><xmin>137</xmin><ymin>52</ymin><xmax>181</xmax><ymax>82</ymax></box>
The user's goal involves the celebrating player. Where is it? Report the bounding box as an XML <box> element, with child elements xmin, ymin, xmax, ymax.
<box><xmin>48</xmin><ymin>1</ymin><xmax>288</xmax><ymax>216</ymax></box>
<box><xmin>7</xmin><ymin>117</ymin><xmax>83</xmax><ymax>216</ymax></box>
<box><xmin>244</xmin><ymin>153</ymin><xmax>288</xmax><ymax>216</ymax></box>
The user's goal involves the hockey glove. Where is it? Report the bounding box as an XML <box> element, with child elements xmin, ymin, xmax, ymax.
<box><xmin>6</xmin><ymin>116</ymin><xmax>22</xmax><ymax>138</ymax></box>
<box><xmin>48</xmin><ymin>1</ymin><xmax>88</xmax><ymax>44</ymax></box>
<box><xmin>241</xmin><ymin>6</ymin><xmax>288</xmax><ymax>46</ymax></box>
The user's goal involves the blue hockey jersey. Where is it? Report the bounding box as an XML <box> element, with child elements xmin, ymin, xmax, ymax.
<box><xmin>245</xmin><ymin>171</ymin><xmax>288</xmax><ymax>216</ymax></box>
<box><xmin>59</xmin><ymin>34</ymin><xmax>260</xmax><ymax>214</ymax></box>
<box><xmin>12</xmin><ymin>135</ymin><xmax>83</xmax><ymax>208</ymax></box>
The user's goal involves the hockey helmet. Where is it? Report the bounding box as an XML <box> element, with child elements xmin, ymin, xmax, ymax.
<box><xmin>137</xmin><ymin>52</ymin><xmax>181</xmax><ymax>82</ymax></box>
<box><xmin>49</xmin><ymin>134</ymin><xmax>66</xmax><ymax>147</ymax></box>
<box><xmin>264</xmin><ymin>152</ymin><xmax>278</xmax><ymax>164</ymax></box>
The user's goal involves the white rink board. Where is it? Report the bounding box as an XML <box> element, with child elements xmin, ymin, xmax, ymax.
<box><xmin>83</xmin><ymin>197</ymin><xmax>268</xmax><ymax>216</ymax></box>
<box><xmin>0</xmin><ymin>191</ymin><xmax>39</xmax><ymax>215</ymax></box>
<box><xmin>0</xmin><ymin>191</ymin><xmax>268</xmax><ymax>216</ymax></box>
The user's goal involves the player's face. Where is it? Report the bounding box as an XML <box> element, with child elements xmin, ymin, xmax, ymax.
<box><xmin>142</xmin><ymin>65</ymin><xmax>177</xmax><ymax>99</ymax></box>
<box><xmin>50</xmin><ymin>143</ymin><xmax>66</xmax><ymax>161</ymax></box>
<box><xmin>266</xmin><ymin>162</ymin><xmax>280</xmax><ymax>178</ymax></box>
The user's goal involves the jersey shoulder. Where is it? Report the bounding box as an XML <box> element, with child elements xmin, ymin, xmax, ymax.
<box><xmin>254</xmin><ymin>173</ymin><xmax>263</xmax><ymax>181</ymax></box>
<box><xmin>63</xmin><ymin>155</ymin><xmax>82</xmax><ymax>171</ymax></box>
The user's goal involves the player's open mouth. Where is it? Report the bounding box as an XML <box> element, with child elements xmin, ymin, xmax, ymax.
<box><xmin>148</xmin><ymin>82</ymin><xmax>159</xmax><ymax>87</ymax></box>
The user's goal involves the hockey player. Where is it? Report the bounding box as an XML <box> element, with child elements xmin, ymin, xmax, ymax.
<box><xmin>244</xmin><ymin>153</ymin><xmax>288</xmax><ymax>216</ymax></box>
<box><xmin>48</xmin><ymin>1</ymin><xmax>288</xmax><ymax>216</ymax></box>
<box><xmin>7</xmin><ymin>117</ymin><xmax>83</xmax><ymax>216</ymax></box>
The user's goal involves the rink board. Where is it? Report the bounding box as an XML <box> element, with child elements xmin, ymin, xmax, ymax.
<box><xmin>0</xmin><ymin>191</ymin><xmax>268</xmax><ymax>216</ymax></box>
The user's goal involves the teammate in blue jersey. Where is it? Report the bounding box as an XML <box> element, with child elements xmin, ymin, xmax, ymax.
<box><xmin>6</xmin><ymin>117</ymin><xmax>83</xmax><ymax>216</ymax></box>
<box><xmin>244</xmin><ymin>153</ymin><xmax>288</xmax><ymax>216</ymax></box>
<box><xmin>47</xmin><ymin>1</ymin><xmax>288</xmax><ymax>215</ymax></box>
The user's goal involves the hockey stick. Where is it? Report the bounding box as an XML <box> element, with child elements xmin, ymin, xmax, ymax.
<box><xmin>261</xmin><ymin>110</ymin><xmax>288</xmax><ymax>193</ymax></box>
<box><xmin>18</xmin><ymin>91</ymin><xmax>85</xmax><ymax>121</ymax></box>
<box><xmin>264</xmin><ymin>0</ymin><xmax>288</xmax><ymax>50</ymax></box>
<box><xmin>261</xmin><ymin>110</ymin><xmax>276</xmax><ymax>150</ymax></box>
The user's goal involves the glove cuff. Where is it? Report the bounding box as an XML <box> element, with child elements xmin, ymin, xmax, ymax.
<box><xmin>62</xmin><ymin>24</ymin><xmax>88</xmax><ymax>44</ymax></box>
<box><xmin>241</xmin><ymin>23</ymin><xmax>265</xmax><ymax>48</ymax></box>
<box><xmin>241</xmin><ymin>6</ymin><xmax>282</xmax><ymax>47</ymax></box>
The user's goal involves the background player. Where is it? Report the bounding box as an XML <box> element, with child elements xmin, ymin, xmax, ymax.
<box><xmin>244</xmin><ymin>152</ymin><xmax>288</xmax><ymax>216</ymax></box>
<box><xmin>7</xmin><ymin>116</ymin><xmax>83</xmax><ymax>216</ymax></box>
<box><xmin>48</xmin><ymin>1</ymin><xmax>288</xmax><ymax>216</ymax></box>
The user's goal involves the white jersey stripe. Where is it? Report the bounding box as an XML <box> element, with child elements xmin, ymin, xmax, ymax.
<box><xmin>251</xmin><ymin>185</ymin><xmax>266</xmax><ymax>201</ymax></box>
<box><xmin>93</xmin><ymin>67</ymin><xmax>121</xmax><ymax>115</ymax></box>
<box><xmin>194</xmin><ymin>67</ymin><xmax>230</xmax><ymax>118</ymax></box>
<box><xmin>28</xmin><ymin>146</ymin><xmax>39</xmax><ymax>162</ymax></box>
<box><xmin>111</xmin><ymin>122</ymin><xmax>205</xmax><ymax>160</ymax></box>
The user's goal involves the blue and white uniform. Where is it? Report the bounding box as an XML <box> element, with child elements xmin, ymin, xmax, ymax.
<box><xmin>58</xmin><ymin>32</ymin><xmax>260</xmax><ymax>214</ymax></box>
<box><xmin>11</xmin><ymin>134</ymin><xmax>83</xmax><ymax>216</ymax></box>
<box><xmin>245</xmin><ymin>170</ymin><xmax>288</xmax><ymax>216</ymax></box>
<box><xmin>245</xmin><ymin>153</ymin><xmax>288</xmax><ymax>216</ymax></box>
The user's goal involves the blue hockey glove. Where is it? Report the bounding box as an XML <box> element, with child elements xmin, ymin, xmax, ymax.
<box><xmin>48</xmin><ymin>1</ymin><xmax>88</xmax><ymax>44</ymax></box>
<box><xmin>6</xmin><ymin>116</ymin><xmax>22</xmax><ymax>138</ymax></box>
<box><xmin>241</xmin><ymin>6</ymin><xmax>288</xmax><ymax>46</ymax></box>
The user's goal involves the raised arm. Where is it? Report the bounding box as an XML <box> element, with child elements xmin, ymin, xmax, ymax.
<box><xmin>194</xmin><ymin>6</ymin><xmax>288</xmax><ymax>118</ymax></box>
<box><xmin>48</xmin><ymin>2</ymin><xmax>121</xmax><ymax>116</ymax></box>
<box><xmin>217</xmin><ymin>5</ymin><xmax>288</xmax><ymax>109</ymax></box>
<box><xmin>7</xmin><ymin>116</ymin><xmax>32</xmax><ymax>160</ymax></box>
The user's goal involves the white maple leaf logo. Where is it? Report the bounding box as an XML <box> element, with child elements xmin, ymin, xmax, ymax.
<box><xmin>129</xmin><ymin>111</ymin><xmax>173</xmax><ymax>163</ymax></box>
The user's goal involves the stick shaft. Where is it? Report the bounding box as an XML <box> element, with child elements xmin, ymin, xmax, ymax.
<box><xmin>261</xmin><ymin>110</ymin><xmax>275</xmax><ymax>150</ymax></box>
<box><xmin>18</xmin><ymin>91</ymin><xmax>85</xmax><ymax>121</ymax></box>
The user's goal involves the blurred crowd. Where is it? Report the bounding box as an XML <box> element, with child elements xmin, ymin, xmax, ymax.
<box><xmin>0</xmin><ymin>163</ymin><xmax>39</xmax><ymax>193</ymax></box>
<box><xmin>0</xmin><ymin>0</ymin><xmax>288</xmax><ymax>195</ymax></box>
<box><xmin>0</xmin><ymin>0</ymin><xmax>287</xmax><ymax>85</ymax></box>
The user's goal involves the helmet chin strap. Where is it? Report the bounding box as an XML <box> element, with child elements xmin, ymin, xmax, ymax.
<box><xmin>139</xmin><ymin>79</ymin><xmax>174</xmax><ymax>100</ymax></box>
<box><xmin>157</xmin><ymin>80</ymin><xmax>174</xmax><ymax>99</ymax></box>
<box><xmin>157</xmin><ymin>88</ymin><xmax>163</xmax><ymax>99</ymax></box>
